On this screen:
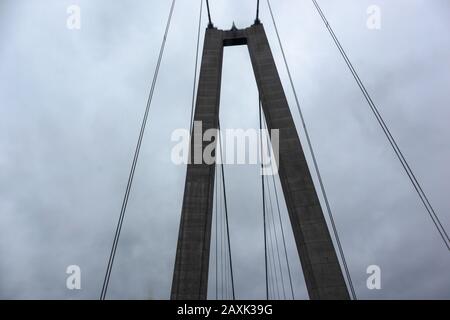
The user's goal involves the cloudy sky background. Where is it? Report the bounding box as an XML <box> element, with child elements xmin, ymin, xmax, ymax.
<box><xmin>0</xmin><ymin>0</ymin><xmax>449</xmax><ymax>299</ymax></box>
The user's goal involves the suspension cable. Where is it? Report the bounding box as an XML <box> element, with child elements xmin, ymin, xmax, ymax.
<box><xmin>217</xmin><ymin>162</ymin><xmax>225</xmax><ymax>300</ymax></box>
<box><xmin>258</xmin><ymin>98</ymin><xmax>269</xmax><ymax>300</ymax></box>
<box><xmin>206</xmin><ymin>0</ymin><xmax>213</xmax><ymax>28</ymax></box>
<box><xmin>263</xmin><ymin>171</ymin><xmax>278</xmax><ymax>299</ymax></box>
<box><xmin>266</xmin><ymin>0</ymin><xmax>357</xmax><ymax>299</ymax></box>
<box><xmin>218</xmin><ymin>165</ymin><xmax>225</xmax><ymax>299</ymax></box>
<box><xmin>265</xmin><ymin>172</ymin><xmax>286</xmax><ymax>299</ymax></box>
<box><xmin>261</xmin><ymin>132</ymin><xmax>286</xmax><ymax>300</ymax></box>
<box><xmin>262</xmin><ymin>108</ymin><xmax>286</xmax><ymax>299</ymax></box>
<box><xmin>215</xmin><ymin>167</ymin><xmax>219</xmax><ymax>300</ymax></box>
<box><xmin>218</xmin><ymin>121</ymin><xmax>236</xmax><ymax>300</ymax></box>
<box><xmin>99</xmin><ymin>0</ymin><xmax>176</xmax><ymax>300</ymax></box>
<box><xmin>261</xmin><ymin>104</ymin><xmax>284</xmax><ymax>299</ymax></box>
<box><xmin>270</xmin><ymin>173</ymin><xmax>295</xmax><ymax>299</ymax></box>
<box><xmin>311</xmin><ymin>0</ymin><xmax>450</xmax><ymax>251</ymax></box>
<box><xmin>223</xmin><ymin>202</ymin><xmax>228</xmax><ymax>299</ymax></box>
<box><xmin>266</xmin><ymin>181</ymin><xmax>282</xmax><ymax>299</ymax></box>
<box><xmin>189</xmin><ymin>0</ymin><xmax>203</xmax><ymax>132</ymax></box>
<box><xmin>255</xmin><ymin>0</ymin><xmax>261</xmax><ymax>24</ymax></box>
<box><xmin>261</xmin><ymin>112</ymin><xmax>295</xmax><ymax>299</ymax></box>
<box><xmin>223</xmin><ymin>196</ymin><xmax>229</xmax><ymax>299</ymax></box>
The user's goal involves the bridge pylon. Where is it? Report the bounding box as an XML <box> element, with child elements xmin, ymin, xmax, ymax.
<box><xmin>171</xmin><ymin>23</ymin><xmax>350</xmax><ymax>300</ymax></box>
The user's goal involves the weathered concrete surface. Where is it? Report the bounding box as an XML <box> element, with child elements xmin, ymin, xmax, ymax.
<box><xmin>170</xmin><ymin>27</ymin><xmax>223</xmax><ymax>300</ymax></box>
<box><xmin>246</xmin><ymin>24</ymin><xmax>349</xmax><ymax>300</ymax></box>
<box><xmin>171</xmin><ymin>24</ymin><xmax>349</xmax><ymax>300</ymax></box>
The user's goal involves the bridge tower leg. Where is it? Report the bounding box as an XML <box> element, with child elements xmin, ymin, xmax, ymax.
<box><xmin>171</xmin><ymin>23</ymin><xmax>350</xmax><ymax>300</ymax></box>
<box><xmin>170</xmin><ymin>27</ymin><xmax>223</xmax><ymax>300</ymax></box>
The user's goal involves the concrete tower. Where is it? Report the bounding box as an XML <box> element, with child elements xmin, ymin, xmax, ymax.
<box><xmin>171</xmin><ymin>23</ymin><xmax>350</xmax><ymax>300</ymax></box>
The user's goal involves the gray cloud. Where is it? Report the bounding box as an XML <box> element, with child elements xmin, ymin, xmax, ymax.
<box><xmin>0</xmin><ymin>0</ymin><xmax>449</xmax><ymax>299</ymax></box>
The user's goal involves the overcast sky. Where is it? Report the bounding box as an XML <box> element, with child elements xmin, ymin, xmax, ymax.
<box><xmin>0</xmin><ymin>0</ymin><xmax>449</xmax><ymax>299</ymax></box>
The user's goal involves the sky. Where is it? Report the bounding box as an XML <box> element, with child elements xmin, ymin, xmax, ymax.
<box><xmin>0</xmin><ymin>0</ymin><xmax>449</xmax><ymax>299</ymax></box>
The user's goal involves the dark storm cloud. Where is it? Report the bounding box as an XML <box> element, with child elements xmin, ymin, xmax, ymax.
<box><xmin>0</xmin><ymin>0</ymin><xmax>449</xmax><ymax>299</ymax></box>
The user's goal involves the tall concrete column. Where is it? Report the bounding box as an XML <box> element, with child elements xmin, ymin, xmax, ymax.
<box><xmin>246</xmin><ymin>24</ymin><xmax>349</xmax><ymax>300</ymax></box>
<box><xmin>171</xmin><ymin>23</ymin><xmax>349</xmax><ymax>300</ymax></box>
<box><xmin>171</xmin><ymin>27</ymin><xmax>223</xmax><ymax>300</ymax></box>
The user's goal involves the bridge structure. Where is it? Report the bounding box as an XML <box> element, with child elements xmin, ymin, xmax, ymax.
<box><xmin>170</xmin><ymin>22</ymin><xmax>349</xmax><ymax>300</ymax></box>
<box><xmin>99</xmin><ymin>0</ymin><xmax>450</xmax><ymax>301</ymax></box>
